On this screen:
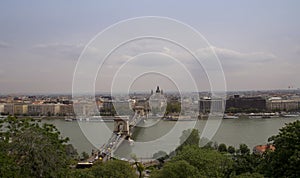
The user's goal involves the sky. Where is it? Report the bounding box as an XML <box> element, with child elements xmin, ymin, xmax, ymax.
<box><xmin>0</xmin><ymin>0</ymin><xmax>300</xmax><ymax>94</ymax></box>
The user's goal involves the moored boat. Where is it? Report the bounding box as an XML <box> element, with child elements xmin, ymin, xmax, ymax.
<box><xmin>223</xmin><ymin>114</ymin><xmax>239</xmax><ymax>119</ymax></box>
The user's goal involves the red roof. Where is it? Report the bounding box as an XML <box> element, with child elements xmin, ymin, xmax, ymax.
<box><xmin>254</xmin><ymin>144</ymin><xmax>275</xmax><ymax>154</ymax></box>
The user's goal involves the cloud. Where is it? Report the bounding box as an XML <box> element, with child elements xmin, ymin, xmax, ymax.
<box><xmin>95</xmin><ymin>39</ymin><xmax>278</xmax><ymax>75</ymax></box>
<box><xmin>211</xmin><ymin>47</ymin><xmax>276</xmax><ymax>62</ymax></box>
<box><xmin>0</xmin><ymin>41</ymin><xmax>11</xmax><ymax>48</ymax></box>
<box><xmin>189</xmin><ymin>46</ymin><xmax>277</xmax><ymax>73</ymax></box>
<box><xmin>31</xmin><ymin>42</ymin><xmax>84</xmax><ymax>61</ymax></box>
<box><xmin>194</xmin><ymin>46</ymin><xmax>276</xmax><ymax>63</ymax></box>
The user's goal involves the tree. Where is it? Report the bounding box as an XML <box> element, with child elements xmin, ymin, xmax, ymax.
<box><xmin>135</xmin><ymin>162</ymin><xmax>145</xmax><ymax>178</ymax></box>
<box><xmin>151</xmin><ymin>160</ymin><xmax>199</xmax><ymax>178</ymax></box>
<box><xmin>0</xmin><ymin>116</ymin><xmax>71</xmax><ymax>177</ymax></box>
<box><xmin>218</xmin><ymin>143</ymin><xmax>228</xmax><ymax>152</ymax></box>
<box><xmin>232</xmin><ymin>144</ymin><xmax>263</xmax><ymax>176</ymax></box>
<box><xmin>165</xmin><ymin>101</ymin><xmax>181</xmax><ymax>115</ymax></box>
<box><xmin>262</xmin><ymin>120</ymin><xmax>300</xmax><ymax>177</ymax></box>
<box><xmin>81</xmin><ymin>151</ymin><xmax>90</xmax><ymax>160</ymax></box>
<box><xmin>0</xmin><ymin>140</ymin><xmax>20</xmax><ymax>178</ymax></box>
<box><xmin>233</xmin><ymin>154</ymin><xmax>262</xmax><ymax>176</ymax></box>
<box><xmin>232</xmin><ymin>172</ymin><xmax>264</xmax><ymax>178</ymax></box>
<box><xmin>228</xmin><ymin>146</ymin><xmax>236</xmax><ymax>155</ymax></box>
<box><xmin>91</xmin><ymin>160</ymin><xmax>137</xmax><ymax>178</ymax></box>
<box><xmin>237</xmin><ymin>144</ymin><xmax>250</xmax><ymax>155</ymax></box>
<box><xmin>65</xmin><ymin>144</ymin><xmax>79</xmax><ymax>160</ymax></box>
<box><xmin>152</xmin><ymin>151</ymin><xmax>168</xmax><ymax>160</ymax></box>
<box><xmin>131</xmin><ymin>153</ymin><xmax>145</xmax><ymax>178</ymax></box>
<box><xmin>172</xmin><ymin>145</ymin><xmax>233</xmax><ymax>177</ymax></box>
<box><xmin>176</xmin><ymin>129</ymin><xmax>200</xmax><ymax>151</ymax></box>
<box><xmin>68</xmin><ymin>169</ymin><xmax>94</xmax><ymax>178</ymax></box>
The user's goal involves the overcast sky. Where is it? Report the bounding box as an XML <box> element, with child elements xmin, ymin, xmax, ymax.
<box><xmin>0</xmin><ymin>0</ymin><xmax>300</xmax><ymax>94</ymax></box>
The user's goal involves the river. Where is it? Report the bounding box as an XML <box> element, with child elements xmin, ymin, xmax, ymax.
<box><xmin>44</xmin><ymin>117</ymin><xmax>299</xmax><ymax>158</ymax></box>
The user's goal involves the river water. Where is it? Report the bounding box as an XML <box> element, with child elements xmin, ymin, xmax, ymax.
<box><xmin>44</xmin><ymin>117</ymin><xmax>299</xmax><ymax>158</ymax></box>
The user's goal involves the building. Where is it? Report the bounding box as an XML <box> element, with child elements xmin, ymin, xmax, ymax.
<box><xmin>226</xmin><ymin>95</ymin><xmax>266</xmax><ymax>111</ymax></box>
<box><xmin>149</xmin><ymin>88</ymin><xmax>167</xmax><ymax>115</ymax></box>
<box><xmin>100</xmin><ymin>100</ymin><xmax>115</xmax><ymax>116</ymax></box>
<box><xmin>4</xmin><ymin>104</ymin><xmax>14</xmax><ymax>115</ymax></box>
<box><xmin>267</xmin><ymin>99</ymin><xmax>299</xmax><ymax>111</ymax></box>
<box><xmin>253</xmin><ymin>144</ymin><xmax>275</xmax><ymax>155</ymax></box>
<box><xmin>28</xmin><ymin>104</ymin><xmax>44</xmax><ymax>116</ymax></box>
<box><xmin>113</xmin><ymin>101</ymin><xmax>132</xmax><ymax>115</ymax></box>
<box><xmin>199</xmin><ymin>97</ymin><xmax>225</xmax><ymax>114</ymax></box>
<box><xmin>58</xmin><ymin>104</ymin><xmax>74</xmax><ymax>116</ymax></box>
<box><xmin>13</xmin><ymin>104</ymin><xmax>28</xmax><ymax>115</ymax></box>
<box><xmin>73</xmin><ymin>102</ymin><xmax>98</xmax><ymax>116</ymax></box>
<box><xmin>42</xmin><ymin>104</ymin><xmax>60</xmax><ymax>116</ymax></box>
<box><xmin>0</xmin><ymin>104</ymin><xmax>4</xmax><ymax>114</ymax></box>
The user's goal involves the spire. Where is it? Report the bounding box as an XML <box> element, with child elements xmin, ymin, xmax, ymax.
<box><xmin>156</xmin><ymin>86</ymin><xmax>160</xmax><ymax>93</ymax></box>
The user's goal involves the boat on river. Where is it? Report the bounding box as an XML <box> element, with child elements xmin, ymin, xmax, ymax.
<box><xmin>223</xmin><ymin>114</ymin><xmax>239</xmax><ymax>119</ymax></box>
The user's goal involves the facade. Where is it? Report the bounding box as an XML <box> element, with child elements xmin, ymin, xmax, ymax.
<box><xmin>58</xmin><ymin>104</ymin><xmax>74</xmax><ymax>116</ymax></box>
<box><xmin>4</xmin><ymin>104</ymin><xmax>14</xmax><ymax>115</ymax></box>
<box><xmin>13</xmin><ymin>104</ymin><xmax>28</xmax><ymax>115</ymax></box>
<box><xmin>42</xmin><ymin>104</ymin><xmax>60</xmax><ymax>116</ymax></box>
<box><xmin>28</xmin><ymin>104</ymin><xmax>59</xmax><ymax>116</ymax></box>
<box><xmin>199</xmin><ymin>98</ymin><xmax>225</xmax><ymax>114</ymax></box>
<box><xmin>28</xmin><ymin>104</ymin><xmax>43</xmax><ymax>116</ymax></box>
<box><xmin>0</xmin><ymin>104</ymin><xmax>4</xmax><ymax>113</ymax></box>
<box><xmin>226</xmin><ymin>95</ymin><xmax>266</xmax><ymax>111</ymax></box>
<box><xmin>267</xmin><ymin>99</ymin><xmax>299</xmax><ymax>111</ymax></box>
<box><xmin>100</xmin><ymin>101</ymin><xmax>115</xmax><ymax>115</ymax></box>
<box><xmin>73</xmin><ymin>102</ymin><xmax>97</xmax><ymax>116</ymax></box>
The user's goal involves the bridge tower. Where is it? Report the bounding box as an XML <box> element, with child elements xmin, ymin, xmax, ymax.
<box><xmin>133</xmin><ymin>106</ymin><xmax>146</xmax><ymax>116</ymax></box>
<box><xmin>113</xmin><ymin>116</ymin><xmax>129</xmax><ymax>136</ymax></box>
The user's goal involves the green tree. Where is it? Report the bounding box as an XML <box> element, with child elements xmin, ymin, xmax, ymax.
<box><xmin>91</xmin><ymin>160</ymin><xmax>137</xmax><ymax>178</ymax></box>
<box><xmin>0</xmin><ymin>116</ymin><xmax>71</xmax><ymax>177</ymax></box>
<box><xmin>228</xmin><ymin>146</ymin><xmax>236</xmax><ymax>155</ymax></box>
<box><xmin>131</xmin><ymin>153</ymin><xmax>145</xmax><ymax>178</ymax></box>
<box><xmin>68</xmin><ymin>169</ymin><xmax>94</xmax><ymax>178</ymax></box>
<box><xmin>262</xmin><ymin>120</ymin><xmax>300</xmax><ymax>177</ymax></box>
<box><xmin>65</xmin><ymin>144</ymin><xmax>79</xmax><ymax>160</ymax></box>
<box><xmin>218</xmin><ymin>143</ymin><xmax>228</xmax><ymax>152</ymax></box>
<box><xmin>81</xmin><ymin>151</ymin><xmax>90</xmax><ymax>160</ymax></box>
<box><xmin>0</xmin><ymin>141</ymin><xmax>20</xmax><ymax>178</ymax></box>
<box><xmin>173</xmin><ymin>145</ymin><xmax>233</xmax><ymax>177</ymax></box>
<box><xmin>151</xmin><ymin>160</ymin><xmax>199</xmax><ymax>178</ymax></box>
<box><xmin>232</xmin><ymin>144</ymin><xmax>262</xmax><ymax>176</ymax></box>
<box><xmin>237</xmin><ymin>144</ymin><xmax>250</xmax><ymax>155</ymax></box>
<box><xmin>233</xmin><ymin>154</ymin><xmax>262</xmax><ymax>176</ymax></box>
<box><xmin>232</xmin><ymin>172</ymin><xmax>264</xmax><ymax>178</ymax></box>
<box><xmin>153</xmin><ymin>150</ymin><xmax>168</xmax><ymax>160</ymax></box>
<box><xmin>176</xmin><ymin>129</ymin><xmax>200</xmax><ymax>151</ymax></box>
<box><xmin>165</xmin><ymin>101</ymin><xmax>181</xmax><ymax>115</ymax></box>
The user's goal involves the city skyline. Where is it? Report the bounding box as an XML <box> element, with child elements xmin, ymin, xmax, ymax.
<box><xmin>1</xmin><ymin>1</ymin><xmax>300</xmax><ymax>94</ymax></box>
